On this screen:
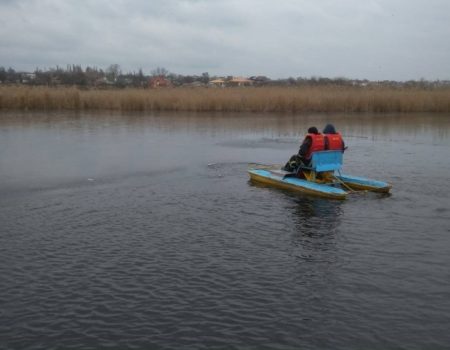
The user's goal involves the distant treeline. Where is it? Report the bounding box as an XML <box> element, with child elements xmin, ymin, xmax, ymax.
<box><xmin>2</xmin><ymin>85</ymin><xmax>450</xmax><ymax>113</ymax></box>
<box><xmin>1</xmin><ymin>64</ymin><xmax>450</xmax><ymax>89</ymax></box>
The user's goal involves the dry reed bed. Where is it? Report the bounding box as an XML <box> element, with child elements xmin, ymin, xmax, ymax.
<box><xmin>1</xmin><ymin>85</ymin><xmax>450</xmax><ymax>113</ymax></box>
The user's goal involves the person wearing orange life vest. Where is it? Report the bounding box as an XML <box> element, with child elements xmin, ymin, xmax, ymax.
<box><xmin>283</xmin><ymin>126</ymin><xmax>325</xmax><ymax>172</ymax></box>
<box><xmin>322</xmin><ymin>124</ymin><xmax>346</xmax><ymax>151</ymax></box>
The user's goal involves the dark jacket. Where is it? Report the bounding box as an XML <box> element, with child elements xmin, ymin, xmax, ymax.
<box><xmin>299</xmin><ymin>137</ymin><xmax>312</xmax><ymax>157</ymax></box>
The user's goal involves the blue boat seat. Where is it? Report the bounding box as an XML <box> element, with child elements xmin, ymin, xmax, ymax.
<box><xmin>304</xmin><ymin>150</ymin><xmax>343</xmax><ymax>172</ymax></box>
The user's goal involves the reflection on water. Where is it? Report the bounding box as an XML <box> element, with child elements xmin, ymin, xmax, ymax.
<box><xmin>288</xmin><ymin>196</ymin><xmax>343</xmax><ymax>264</ymax></box>
<box><xmin>249</xmin><ymin>180</ymin><xmax>343</xmax><ymax>234</ymax></box>
<box><xmin>1</xmin><ymin>111</ymin><xmax>449</xmax><ymax>141</ymax></box>
<box><xmin>1</xmin><ymin>111</ymin><xmax>450</xmax><ymax>350</ymax></box>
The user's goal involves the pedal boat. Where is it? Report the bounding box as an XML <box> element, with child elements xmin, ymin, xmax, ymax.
<box><xmin>248</xmin><ymin>151</ymin><xmax>391</xmax><ymax>200</ymax></box>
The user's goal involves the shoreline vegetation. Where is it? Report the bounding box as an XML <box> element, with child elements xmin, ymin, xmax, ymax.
<box><xmin>1</xmin><ymin>85</ymin><xmax>450</xmax><ymax>113</ymax></box>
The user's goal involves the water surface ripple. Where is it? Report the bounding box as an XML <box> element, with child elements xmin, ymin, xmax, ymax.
<box><xmin>1</xmin><ymin>112</ymin><xmax>449</xmax><ymax>349</ymax></box>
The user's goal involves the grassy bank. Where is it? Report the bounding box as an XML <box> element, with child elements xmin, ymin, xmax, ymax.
<box><xmin>1</xmin><ymin>85</ymin><xmax>450</xmax><ymax>113</ymax></box>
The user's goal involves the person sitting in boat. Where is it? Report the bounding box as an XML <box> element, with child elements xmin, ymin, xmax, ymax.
<box><xmin>322</xmin><ymin>124</ymin><xmax>346</xmax><ymax>151</ymax></box>
<box><xmin>283</xmin><ymin>126</ymin><xmax>325</xmax><ymax>171</ymax></box>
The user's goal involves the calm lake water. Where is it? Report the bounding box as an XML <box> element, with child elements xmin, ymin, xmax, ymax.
<box><xmin>0</xmin><ymin>112</ymin><xmax>449</xmax><ymax>350</ymax></box>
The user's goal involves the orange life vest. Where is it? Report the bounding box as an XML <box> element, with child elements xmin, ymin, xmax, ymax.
<box><xmin>304</xmin><ymin>133</ymin><xmax>325</xmax><ymax>159</ymax></box>
<box><xmin>324</xmin><ymin>133</ymin><xmax>344</xmax><ymax>150</ymax></box>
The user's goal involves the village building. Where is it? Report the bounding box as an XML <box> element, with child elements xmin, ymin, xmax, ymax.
<box><xmin>249</xmin><ymin>76</ymin><xmax>271</xmax><ymax>86</ymax></box>
<box><xmin>19</xmin><ymin>72</ymin><xmax>36</xmax><ymax>84</ymax></box>
<box><xmin>228</xmin><ymin>77</ymin><xmax>253</xmax><ymax>87</ymax></box>
<box><xmin>182</xmin><ymin>81</ymin><xmax>205</xmax><ymax>88</ymax></box>
<box><xmin>209</xmin><ymin>78</ymin><xmax>226</xmax><ymax>87</ymax></box>
<box><xmin>148</xmin><ymin>76</ymin><xmax>172</xmax><ymax>88</ymax></box>
<box><xmin>94</xmin><ymin>77</ymin><xmax>114</xmax><ymax>87</ymax></box>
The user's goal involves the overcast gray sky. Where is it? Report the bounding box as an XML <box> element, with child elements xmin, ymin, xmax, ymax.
<box><xmin>1</xmin><ymin>0</ymin><xmax>449</xmax><ymax>80</ymax></box>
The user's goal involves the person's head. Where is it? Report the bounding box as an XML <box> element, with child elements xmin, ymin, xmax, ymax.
<box><xmin>323</xmin><ymin>124</ymin><xmax>337</xmax><ymax>134</ymax></box>
<box><xmin>307</xmin><ymin>126</ymin><xmax>319</xmax><ymax>134</ymax></box>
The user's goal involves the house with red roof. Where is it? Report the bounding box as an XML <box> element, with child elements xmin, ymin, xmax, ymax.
<box><xmin>148</xmin><ymin>76</ymin><xmax>172</xmax><ymax>88</ymax></box>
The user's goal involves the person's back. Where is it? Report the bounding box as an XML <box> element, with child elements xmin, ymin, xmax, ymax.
<box><xmin>323</xmin><ymin>124</ymin><xmax>345</xmax><ymax>151</ymax></box>
<box><xmin>283</xmin><ymin>126</ymin><xmax>325</xmax><ymax>172</ymax></box>
<box><xmin>300</xmin><ymin>127</ymin><xmax>325</xmax><ymax>162</ymax></box>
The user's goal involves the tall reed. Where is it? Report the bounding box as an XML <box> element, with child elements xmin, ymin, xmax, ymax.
<box><xmin>1</xmin><ymin>85</ymin><xmax>449</xmax><ymax>113</ymax></box>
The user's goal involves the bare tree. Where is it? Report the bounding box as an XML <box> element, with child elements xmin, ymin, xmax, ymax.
<box><xmin>151</xmin><ymin>67</ymin><xmax>169</xmax><ymax>77</ymax></box>
<box><xmin>201</xmin><ymin>72</ymin><xmax>210</xmax><ymax>84</ymax></box>
<box><xmin>106</xmin><ymin>64</ymin><xmax>121</xmax><ymax>82</ymax></box>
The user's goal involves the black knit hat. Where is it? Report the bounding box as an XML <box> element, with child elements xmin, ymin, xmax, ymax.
<box><xmin>323</xmin><ymin>124</ymin><xmax>337</xmax><ymax>134</ymax></box>
<box><xmin>307</xmin><ymin>126</ymin><xmax>319</xmax><ymax>134</ymax></box>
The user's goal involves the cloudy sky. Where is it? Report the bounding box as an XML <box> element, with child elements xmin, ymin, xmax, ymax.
<box><xmin>1</xmin><ymin>0</ymin><xmax>449</xmax><ymax>80</ymax></box>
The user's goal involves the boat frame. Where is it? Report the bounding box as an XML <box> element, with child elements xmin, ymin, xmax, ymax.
<box><xmin>248</xmin><ymin>150</ymin><xmax>391</xmax><ymax>199</ymax></box>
